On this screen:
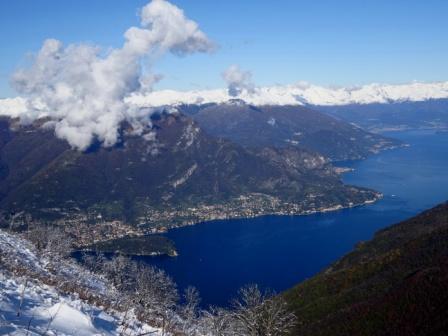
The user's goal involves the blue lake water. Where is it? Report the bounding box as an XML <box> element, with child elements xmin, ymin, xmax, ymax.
<box><xmin>143</xmin><ymin>129</ymin><xmax>448</xmax><ymax>307</ymax></box>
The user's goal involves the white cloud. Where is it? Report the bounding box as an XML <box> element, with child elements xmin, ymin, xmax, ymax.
<box><xmin>1</xmin><ymin>0</ymin><xmax>212</xmax><ymax>150</ymax></box>
<box><xmin>0</xmin><ymin>97</ymin><xmax>28</xmax><ymax>118</ymax></box>
<box><xmin>222</xmin><ymin>65</ymin><xmax>255</xmax><ymax>97</ymax></box>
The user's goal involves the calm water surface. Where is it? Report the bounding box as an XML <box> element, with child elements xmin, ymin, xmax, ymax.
<box><xmin>142</xmin><ymin>130</ymin><xmax>448</xmax><ymax>307</ymax></box>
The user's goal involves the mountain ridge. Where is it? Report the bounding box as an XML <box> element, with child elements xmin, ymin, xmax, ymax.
<box><xmin>284</xmin><ymin>201</ymin><xmax>448</xmax><ymax>336</ymax></box>
<box><xmin>3</xmin><ymin>82</ymin><xmax>448</xmax><ymax>119</ymax></box>
<box><xmin>178</xmin><ymin>103</ymin><xmax>401</xmax><ymax>161</ymax></box>
<box><xmin>115</xmin><ymin>81</ymin><xmax>448</xmax><ymax>107</ymax></box>
<box><xmin>0</xmin><ymin>112</ymin><xmax>378</xmax><ymax>247</ymax></box>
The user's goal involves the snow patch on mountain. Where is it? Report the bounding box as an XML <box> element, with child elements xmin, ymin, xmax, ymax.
<box><xmin>2</xmin><ymin>81</ymin><xmax>447</xmax><ymax>127</ymax></box>
<box><xmin>124</xmin><ymin>81</ymin><xmax>448</xmax><ymax>107</ymax></box>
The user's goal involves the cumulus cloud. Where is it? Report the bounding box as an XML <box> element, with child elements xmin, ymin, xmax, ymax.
<box><xmin>2</xmin><ymin>0</ymin><xmax>213</xmax><ymax>150</ymax></box>
<box><xmin>0</xmin><ymin>97</ymin><xmax>29</xmax><ymax>119</ymax></box>
<box><xmin>222</xmin><ymin>65</ymin><xmax>255</xmax><ymax>97</ymax></box>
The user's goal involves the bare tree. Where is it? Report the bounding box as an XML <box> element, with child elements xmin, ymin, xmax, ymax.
<box><xmin>178</xmin><ymin>286</ymin><xmax>201</xmax><ymax>334</ymax></box>
<box><xmin>231</xmin><ymin>284</ymin><xmax>296</xmax><ymax>336</ymax></box>
<box><xmin>134</xmin><ymin>264</ymin><xmax>178</xmax><ymax>335</ymax></box>
<box><xmin>89</xmin><ymin>255</ymin><xmax>180</xmax><ymax>335</ymax></box>
<box><xmin>45</xmin><ymin>227</ymin><xmax>74</xmax><ymax>258</ymax></box>
<box><xmin>26</xmin><ymin>223</ymin><xmax>49</xmax><ymax>251</ymax></box>
<box><xmin>78</xmin><ymin>250</ymin><xmax>295</xmax><ymax>336</ymax></box>
<box><xmin>200</xmin><ymin>306</ymin><xmax>235</xmax><ymax>336</ymax></box>
<box><xmin>259</xmin><ymin>295</ymin><xmax>297</xmax><ymax>335</ymax></box>
<box><xmin>81</xmin><ymin>250</ymin><xmax>107</xmax><ymax>274</ymax></box>
<box><xmin>103</xmin><ymin>255</ymin><xmax>138</xmax><ymax>293</ymax></box>
<box><xmin>26</xmin><ymin>224</ymin><xmax>73</xmax><ymax>258</ymax></box>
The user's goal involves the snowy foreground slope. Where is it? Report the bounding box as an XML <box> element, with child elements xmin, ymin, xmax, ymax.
<box><xmin>0</xmin><ymin>274</ymin><xmax>160</xmax><ymax>336</ymax></box>
<box><xmin>0</xmin><ymin>229</ymin><xmax>162</xmax><ymax>336</ymax></box>
<box><xmin>0</xmin><ymin>228</ymin><xmax>297</xmax><ymax>335</ymax></box>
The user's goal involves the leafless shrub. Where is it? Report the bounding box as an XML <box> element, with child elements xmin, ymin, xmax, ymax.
<box><xmin>178</xmin><ymin>286</ymin><xmax>201</xmax><ymax>334</ymax></box>
<box><xmin>103</xmin><ymin>254</ymin><xmax>138</xmax><ymax>293</ymax></box>
<box><xmin>134</xmin><ymin>264</ymin><xmax>179</xmax><ymax>335</ymax></box>
<box><xmin>231</xmin><ymin>284</ymin><xmax>296</xmax><ymax>336</ymax></box>
<box><xmin>76</xmin><ymin>251</ymin><xmax>296</xmax><ymax>336</ymax></box>
<box><xmin>26</xmin><ymin>224</ymin><xmax>73</xmax><ymax>258</ymax></box>
<box><xmin>81</xmin><ymin>251</ymin><xmax>107</xmax><ymax>274</ymax></box>
<box><xmin>200</xmin><ymin>306</ymin><xmax>234</xmax><ymax>336</ymax></box>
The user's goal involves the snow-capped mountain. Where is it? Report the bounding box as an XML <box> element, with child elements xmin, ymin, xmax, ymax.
<box><xmin>1</xmin><ymin>81</ymin><xmax>447</xmax><ymax>150</ymax></box>
<box><xmin>6</xmin><ymin>81</ymin><xmax>447</xmax><ymax>116</ymax></box>
<box><xmin>123</xmin><ymin>81</ymin><xmax>448</xmax><ymax>107</ymax></box>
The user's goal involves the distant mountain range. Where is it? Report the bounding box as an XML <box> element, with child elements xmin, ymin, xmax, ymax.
<box><xmin>284</xmin><ymin>202</ymin><xmax>448</xmax><ymax>336</ymax></box>
<box><xmin>121</xmin><ymin>81</ymin><xmax>448</xmax><ymax>107</ymax></box>
<box><xmin>314</xmin><ymin>98</ymin><xmax>448</xmax><ymax>132</ymax></box>
<box><xmin>178</xmin><ymin>101</ymin><xmax>400</xmax><ymax>161</ymax></box>
<box><xmin>121</xmin><ymin>81</ymin><xmax>448</xmax><ymax>136</ymax></box>
<box><xmin>2</xmin><ymin>82</ymin><xmax>447</xmax><ymax>145</ymax></box>
<box><xmin>0</xmin><ymin>111</ymin><xmax>380</xmax><ymax>235</ymax></box>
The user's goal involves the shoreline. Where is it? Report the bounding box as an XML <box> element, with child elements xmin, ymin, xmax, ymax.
<box><xmin>75</xmin><ymin>192</ymin><xmax>383</xmax><ymax>259</ymax></box>
<box><xmin>9</xmin><ymin>143</ymin><xmax>395</xmax><ymax>259</ymax></box>
<box><xmin>165</xmin><ymin>192</ymin><xmax>383</xmax><ymax>231</ymax></box>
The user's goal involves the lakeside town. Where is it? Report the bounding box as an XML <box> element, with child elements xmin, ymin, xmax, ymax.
<box><xmin>1</xmin><ymin>190</ymin><xmax>382</xmax><ymax>256</ymax></box>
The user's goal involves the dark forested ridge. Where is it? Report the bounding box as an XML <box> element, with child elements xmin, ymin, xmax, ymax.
<box><xmin>0</xmin><ymin>112</ymin><xmax>376</xmax><ymax>231</ymax></box>
<box><xmin>179</xmin><ymin>101</ymin><xmax>401</xmax><ymax>161</ymax></box>
<box><xmin>284</xmin><ymin>202</ymin><xmax>448</xmax><ymax>336</ymax></box>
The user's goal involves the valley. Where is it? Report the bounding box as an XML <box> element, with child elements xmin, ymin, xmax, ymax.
<box><xmin>145</xmin><ymin>129</ymin><xmax>448</xmax><ymax>306</ymax></box>
<box><xmin>0</xmin><ymin>1</ymin><xmax>447</xmax><ymax>334</ymax></box>
<box><xmin>0</xmin><ymin>109</ymin><xmax>386</xmax><ymax>255</ymax></box>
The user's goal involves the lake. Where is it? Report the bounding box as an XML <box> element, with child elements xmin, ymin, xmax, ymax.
<box><xmin>142</xmin><ymin>129</ymin><xmax>448</xmax><ymax>307</ymax></box>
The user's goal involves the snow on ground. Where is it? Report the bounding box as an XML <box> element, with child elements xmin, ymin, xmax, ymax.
<box><xmin>0</xmin><ymin>228</ymin><xmax>45</xmax><ymax>274</ymax></box>
<box><xmin>0</xmin><ymin>272</ymin><xmax>161</xmax><ymax>335</ymax></box>
<box><xmin>0</xmin><ymin>229</ymin><xmax>107</xmax><ymax>295</ymax></box>
<box><xmin>0</xmin><ymin>229</ymin><xmax>164</xmax><ymax>335</ymax></box>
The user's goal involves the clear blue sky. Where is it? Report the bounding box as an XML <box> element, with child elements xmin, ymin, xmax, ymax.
<box><xmin>1</xmin><ymin>0</ymin><xmax>447</xmax><ymax>97</ymax></box>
